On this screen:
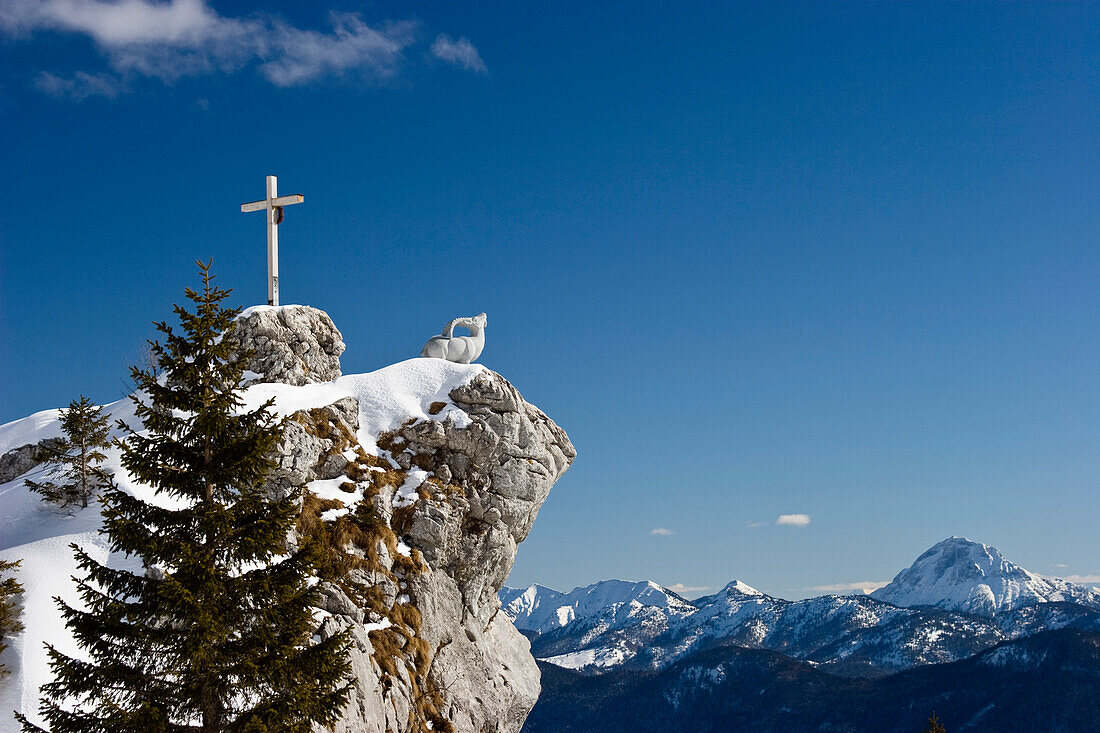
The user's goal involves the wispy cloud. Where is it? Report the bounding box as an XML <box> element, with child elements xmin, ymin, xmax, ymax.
<box><xmin>808</xmin><ymin>580</ymin><xmax>889</xmax><ymax>594</ymax></box>
<box><xmin>651</xmin><ymin>527</ymin><xmax>675</xmax><ymax>536</ymax></box>
<box><xmin>666</xmin><ymin>583</ymin><xmax>710</xmax><ymax>596</ymax></box>
<box><xmin>431</xmin><ymin>33</ymin><xmax>487</xmax><ymax>73</ymax></box>
<box><xmin>35</xmin><ymin>70</ymin><xmax>123</xmax><ymax>100</ymax></box>
<box><xmin>776</xmin><ymin>513</ymin><xmax>811</xmax><ymax>527</ymax></box>
<box><xmin>0</xmin><ymin>0</ymin><xmax>482</xmax><ymax>97</ymax></box>
<box><xmin>259</xmin><ymin>15</ymin><xmax>416</xmax><ymax>87</ymax></box>
<box><xmin>746</xmin><ymin>521</ymin><xmax>769</xmax><ymax>528</ymax></box>
<box><xmin>1063</xmin><ymin>574</ymin><xmax>1100</xmax><ymax>584</ymax></box>
<box><xmin>1055</xmin><ymin>563</ymin><xmax>1069</xmax><ymax>569</ymax></box>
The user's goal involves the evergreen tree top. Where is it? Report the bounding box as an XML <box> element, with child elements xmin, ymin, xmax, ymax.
<box><xmin>25</xmin><ymin>395</ymin><xmax>113</xmax><ymax>511</ymax></box>
<box><xmin>924</xmin><ymin>712</ymin><xmax>947</xmax><ymax>733</ymax></box>
<box><xmin>122</xmin><ymin>260</ymin><xmax>280</xmax><ymax>509</ymax></box>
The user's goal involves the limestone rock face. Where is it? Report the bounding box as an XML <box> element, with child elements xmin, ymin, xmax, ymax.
<box><xmin>235</xmin><ymin>305</ymin><xmax>345</xmax><ymax>386</ymax></box>
<box><xmin>267</xmin><ymin>397</ymin><xmax>360</xmax><ymax>502</ymax></box>
<box><xmin>272</xmin><ymin>371</ymin><xmax>574</xmax><ymax>733</ymax></box>
<box><xmin>390</xmin><ymin>371</ymin><xmax>574</xmax><ymax>732</ymax></box>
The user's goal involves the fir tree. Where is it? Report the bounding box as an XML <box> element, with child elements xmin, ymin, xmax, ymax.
<box><xmin>24</xmin><ymin>396</ymin><xmax>113</xmax><ymax>510</ymax></box>
<box><xmin>923</xmin><ymin>711</ymin><xmax>947</xmax><ymax>733</ymax></box>
<box><xmin>0</xmin><ymin>559</ymin><xmax>24</xmax><ymax>678</ymax></box>
<box><xmin>22</xmin><ymin>261</ymin><xmax>351</xmax><ymax>732</ymax></box>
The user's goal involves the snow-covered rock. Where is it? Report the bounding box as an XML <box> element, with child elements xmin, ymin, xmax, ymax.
<box><xmin>870</xmin><ymin>536</ymin><xmax>1100</xmax><ymax>617</ymax></box>
<box><xmin>0</xmin><ymin>308</ymin><xmax>574</xmax><ymax>733</ymax></box>
<box><xmin>234</xmin><ymin>304</ymin><xmax>345</xmax><ymax>386</ymax></box>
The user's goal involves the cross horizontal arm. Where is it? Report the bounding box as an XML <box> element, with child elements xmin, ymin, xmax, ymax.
<box><xmin>240</xmin><ymin>194</ymin><xmax>304</xmax><ymax>213</ymax></box>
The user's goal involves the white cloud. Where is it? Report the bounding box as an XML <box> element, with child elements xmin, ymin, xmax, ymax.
<box><xmin>4</xmin><ymin>0</ymin><xmax>271</xmax><ymax>81</ymax></box>
<box><xmin>35</xmin><ymin>70</ymin><xmax>122</xmax><ymax>99</ymax></box>
<box><xmin>666</xmin><ymin>583</ymin><xmax>710</xmax><ymax>596</ymax></box>
<box><xmin>431</xmin><ymin>33</ymin><xmax>486</xmax><ymax>73</ymax></box>
<box><xmin>0</xmin><ymin>0</ymin><xmax>222</xmax><ymax>44</ymax></box>
<box><xmin>650</xmin><ymin>527</ymin><xmax>675</xmax><ymax>536</ymax></box>
<box><xmin>776</xmin><ymin>513</ymin><xmax>811</xmax><ymax>527</ymax></box>
<box><xmin>0</xmin><ymin>1</ymin><xmax>479</xmax><ymax>95</ymax></box>
<box><xmin>1064</xmin><ymin>574</ymin><xmax>1100</xmax><ymax>584</ymax></box>
<box><xmin>1055</xmin><ymin>563</ymin><xmax>1069</xmax><ymax>569</ymax></box>
<box><xmin>807</xmin><ymin>580</ymin><xmax>889</xmax><ymax>594</ymax></box>
<box><xmin>259</xmin><ymin>15</ymin><xmax>416</xmax><ymax>87</ymax></box>
<box><xmin>745</xmin><ymin>521</ymin><xmax>769</xmax><ymax>528</ymax></box>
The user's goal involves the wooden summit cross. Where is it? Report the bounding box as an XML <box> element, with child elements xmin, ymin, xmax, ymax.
<box><xmin>241</xmin><ymin>175</ymin><xmax>304</xmax><ymax>306</ymax></box>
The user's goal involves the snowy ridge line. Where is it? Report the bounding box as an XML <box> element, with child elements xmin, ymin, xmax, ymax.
<box><xmin>502</xmin><ymin>538</ymin><xmax>1100</xmax><ymax>676</ymax></box>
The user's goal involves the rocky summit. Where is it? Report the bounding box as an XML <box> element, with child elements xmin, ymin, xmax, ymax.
<box><xmin>234</xmin><ymin>304</ymin><xmax>346</xmax><ymax>386</ymax></box>
<box><xmin>0</xmin><ymin>305</ymin><xmax>575</xmax><ymax>733</ymax></box>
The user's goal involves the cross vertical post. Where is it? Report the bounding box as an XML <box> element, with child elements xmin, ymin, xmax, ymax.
<box><xmin>266</xmin><ymin>174</ymin><xmax>279</xmax><ymax>307</ymax></box>
<box><xmin>241</xmin><ymin>175</ymin><xmax>305</xmax><ymax>306</ymax></box>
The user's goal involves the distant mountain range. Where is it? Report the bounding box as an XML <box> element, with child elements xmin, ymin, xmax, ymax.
<box><xmin>504</xmin><ymin>538</ymin><xmax>1100</xmax><ymax>732</ymax></box>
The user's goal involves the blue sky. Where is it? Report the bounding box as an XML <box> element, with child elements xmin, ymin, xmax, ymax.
<box><xmin>2</xmin><ymin>1</ymin><xmax>1099</xmax><ymax>599</ymax></box>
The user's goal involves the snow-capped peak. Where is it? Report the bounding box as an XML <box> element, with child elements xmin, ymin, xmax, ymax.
<box><xmin>722</xmin><ymin>579</ymin><xmax>763</xmax><ymax>597</ymax></box>
<box><xmin>870</xmin><ymin>537</ymin><xmax>1100</xmax><ymax>617</ymax></box>
<box><xmin>501</xmin><ymin>579</ymin><xmax>697</xmax><ymax>634</ymax></box>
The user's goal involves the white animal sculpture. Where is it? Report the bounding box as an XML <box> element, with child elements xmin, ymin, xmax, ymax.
<box><xmin>420</xmin><ymin>313</ymin><xmax>487</xmax><ymax>364</ymax></box>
